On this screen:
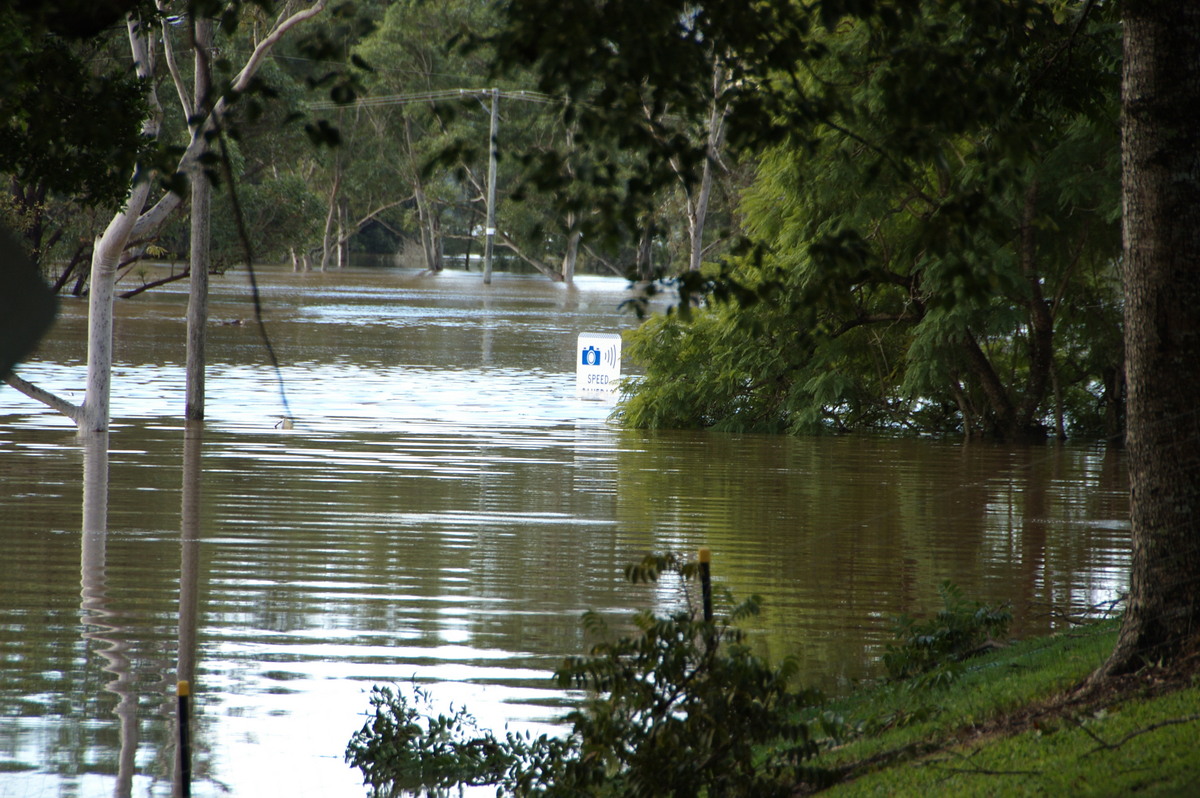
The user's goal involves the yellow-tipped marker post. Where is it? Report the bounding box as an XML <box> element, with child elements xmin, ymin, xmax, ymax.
<box><xmin>698</xmin><ymin>547</ymin><xmax>713</xmax><ymax>624</ymax></box>
<box><xmin>177</xmin><ymin>680</ymin><xmax>192</xmax><ymax>798</ymax></box>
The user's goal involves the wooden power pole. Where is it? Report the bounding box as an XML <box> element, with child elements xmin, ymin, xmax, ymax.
<box><xmin>483</xmin><ymin>88</ymin><xmax>499</xmax><ymax>284</ymax></box>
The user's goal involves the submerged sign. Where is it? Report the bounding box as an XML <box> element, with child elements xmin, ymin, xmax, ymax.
<box><xmin>576</xmin><ymin>332</ymin><xmax>622</xmax><ymax>401</ymax></box>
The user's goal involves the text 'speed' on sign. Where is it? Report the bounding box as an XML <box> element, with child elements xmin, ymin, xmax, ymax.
<box><xmin>576</xmin><ymin>333</ymin><xmax>622</xmax><ymax>401</ymax></box>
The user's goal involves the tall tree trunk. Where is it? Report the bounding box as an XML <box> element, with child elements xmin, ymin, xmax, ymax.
<box><xmin>81</xmin><ymin>15</ymin><xmax>160</xmax><ymax>434</ymax></box>
<box><xmin>687</xmin><ymin>62</ymin><xmax>727</xmax><ymax>273</ymax></box>
<box><xmin>561</xmin><ymin>211</ymin><xmax>581</xmax><ymax>285</ymax></box>
<box><xmin>431</xmin><ymin>213</ymin><xmax>444</xmax><ymax>271</ymax></box>
<box><xmin>84</xmin><ymin>180</ymin><xmax>154</xmax><ymax>432</ymax></box>
<box><xmin>1103</xmin><ymin>364</ymin><xmax>1125</xmax><ymax>444</ymax></box>
<box><xmin>404</xmin><ymin>115</ymin><xmax>441</xmax><ymax>272</ymax></box>
<box><xmin>414</xmin><ymin>183</ymin><xmax>435</xmax><ymax>270</ymax></box>
<box><xmin>336</xmin><ymin>199</ymin><xmax>348</xmax><ymax>269</ymax></box>
<box><xmin>959</xmin><ymin>331</ymin><xmax>1017</xmax><ymax>438</ymax></box>
<box><xmin>1096</xmin><ymin>2</ymin><xmax>1200</xmax><ymax>679</ymax></box>
<box><xmin>1017</xmin><ymin>180</ymin><xmax>1055</xmax><ymax>432</ymax></box>
<box><xmin>636</xmin><ymin>222</ymin><xmax>655</xmax><ymax>282</ymax></box>
<box><xmin>320</xmin><ymin>163</ymin><xmax>340</xmax><ymax>272</ymax></box>
<box><xmin>185</xmin><ymin>16</ymin><xmax>212</xmax><ymax>423</ymax></box>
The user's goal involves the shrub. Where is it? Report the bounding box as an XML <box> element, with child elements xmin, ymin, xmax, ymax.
<box><xmin>345</xmin><ymin>682</ymin><xmax>522</xmax><ymax>795</ymax></box>
<box><xmin>346</xmin><ymin>553</ymin><xmax>829</xmax><ymax>797</ymax></box>
<box><xmin>882</xmin><ymin>581</ymin><xmax>1013</xmax><ymax>687</ymax></box>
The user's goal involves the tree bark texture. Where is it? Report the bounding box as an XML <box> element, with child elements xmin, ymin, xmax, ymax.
<box><xmin>186</xmin><ymin>16</ymin><xmax>212</xmax><ymax>422</ymax></box>
<box><xmin>1101</xmin><ymin>2</ymin><xmax>1200</xmax><ymax>676</ymax></box>
<box><xmin>1017</xmin><ymin>181</ymin><xmax>1055</xmax><ymax>431</ymax></box>
<box><xmin>686</xmin><ymin>62</ymin><xmax>727</xmax><ymax>274</ymax></box>
<box><xmin>959</xmin><ymin>330</ymin><xmax>1017</xmax><ymax>437</ymax></box>
<box><xmin>82</xmin><ymin>14</ymin><xmax>160</xmax><ymax>433</ymax></box>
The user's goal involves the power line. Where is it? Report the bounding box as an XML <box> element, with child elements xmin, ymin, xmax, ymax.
<box><xmin>307</xmin><ymin>88</ymin><xmax>557</xmax><ymax>111</ymax></box>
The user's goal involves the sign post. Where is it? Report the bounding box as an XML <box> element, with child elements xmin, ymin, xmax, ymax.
<box><xmin>576</xmin><ymin>333</ymin><xmax>622</xmax><ymax>401</ymax></box>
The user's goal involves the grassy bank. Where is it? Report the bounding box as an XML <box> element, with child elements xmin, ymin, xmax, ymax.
<box><xmin>345</xmin><ymin>576</ymin><xmax>1200</xmax><ymax>797</ymax></box>
<box><xmin>810</xmin><ymin>619</ymin><xmax>1200</xmax><ymax>796</ymax></box>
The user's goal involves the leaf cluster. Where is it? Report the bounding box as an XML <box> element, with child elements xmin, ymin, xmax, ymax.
<box><xmin>345</xmin><ymin>682</ymin><xmax>548</xmax><ymax>796</ymax></box>
<box><xmin>347</xmin><ymin>553</ymin><xmax>828</xmax><ymax>797</ymax></box>
<box><xmin>0</xmin><ymin>5</ymin><xmax>149</xmax><ymax>207</ymax></box>
<box><xmin>618</xmin><ymin>2</ymin><xmax>1124</xmax><ymax>439</ymax></box>
<box><xmin>882</xmin><ymin>581</ymin><xmax>1013</xmax><ymax>688</ymax></box>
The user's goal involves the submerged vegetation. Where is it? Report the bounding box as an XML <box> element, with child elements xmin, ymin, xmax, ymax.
<box><xmin>882</xmin><ymin>581</ymin><xmax>1013</xmax><ymax>686</ymax></box>
<box><xmin>617</xmin><ymin>5</ymin><xmax>1123</xmax><ymax>442</ymax></box>
<box><xmin>344</xmin><ymin>556</ymin><xmax>1195</xmax><ymax>797</ymax></box>
<box><xmin>347</xmin><ymin>554</ymin><xmax>828</xmax><ymax>797</ymax></box>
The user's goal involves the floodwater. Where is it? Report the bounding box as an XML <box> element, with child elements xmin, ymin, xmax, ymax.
<box><xmin>0</xmin><ymin>266</ymin><xmax>1130</xmax><ymax>797</ymax></box>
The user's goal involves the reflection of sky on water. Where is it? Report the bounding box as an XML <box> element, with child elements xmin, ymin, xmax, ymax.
<box><xmin>0</xmin><ymin>269</ymin><xmax>1130</xmax><ymax>798</ymax></box>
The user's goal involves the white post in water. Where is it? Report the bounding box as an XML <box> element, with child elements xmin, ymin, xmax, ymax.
<box><xmin>483</xmin><ymin>87</ymin><xmax>499</xmax><ymax>285</ymax></box>
<box><xmin>576</xmin><ymin>333</ymin><xmax>622</xmax><ymax>401</ymax></box>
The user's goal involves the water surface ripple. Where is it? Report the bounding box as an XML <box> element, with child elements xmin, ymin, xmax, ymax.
<box><xmin>0</xmin><ymin>267</ymin><xmax>1129</xmax><ymax>797</ymax></box>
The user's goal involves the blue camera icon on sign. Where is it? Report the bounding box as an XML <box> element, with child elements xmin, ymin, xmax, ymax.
<box><xmin>581</xmin><ymin>345</ymin><xmax>601</xmax><ymax>366</ymax></box>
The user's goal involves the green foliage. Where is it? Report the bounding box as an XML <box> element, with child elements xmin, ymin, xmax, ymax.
<box><xmin>882</xmin><ymin>582</ymin><xmax>1013</xmax><ymax>688</ymax></box>
<box><xmin>618</xmin><ymin>292</ymin><xmax>820</xmax><ymax>433</ymax></box>
<box><xmin>345</xmin><ymin>682</ymin><xmax>536</xmax><ymax>796</ymax></box>
<box><xmin>617</xmin><ymin>2</ymin><xmax>1124</xmax><ymax>440</ymax></box>
<box><xmin>0</xmin><ymin>2</ymin><xmax>149</xmax><ymax>207</ymax></box>
<box><xmin>347</xmin><ymin>553</ymin><xmax>827</xmax><ymax>797</ymax></box>
<box><xmin>0</xmin><ymin>35</ymin><xmax>146</xmax><ymax>208</ymax></box>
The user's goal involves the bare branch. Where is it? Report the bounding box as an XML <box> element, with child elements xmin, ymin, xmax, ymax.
<box><xmin>497</xmin><ymin>231</ymin><xmax>562</xmax><ymax>280</ymax></box>
<box><xmin>3</xmin><ymin>373</ymin><xmax>83</xmax><ymax>424</ymax></box>
<box><xmin>158</xmin><ymin>0</ymin><xmax>194</xmax><ymax>120</ymax></box>
<box><xmin>830</xmin><ymin>312</ymin><xmax>921</xmax><ymax>339</ymax></box>
<box><xmin>1084</xmin><ymin>714</ymin><xmax>1200</xmax><ymax>754</ymax></box>
<box><xmin>328</xmin><ymin>199</ymin><xmax>411</xmax><ymax>249</ymax></box>
<box><xmin>134</xmin><ymin>0</ymin><xmax>330</xmax><ymax>238</ymax></box>
<box><xmin>582</xmin><ymin>243</ymin><xmax>627</xmax><ymax>277</ymax></box>
<box><xmin>119</xmin><ymin>268</ymin><xmax>191</xmax><ymax>299</ymax></box>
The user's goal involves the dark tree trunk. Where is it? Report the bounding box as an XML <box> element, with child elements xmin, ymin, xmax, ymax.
<box><xmin>959</xmin><ymin>331</ymin><xmax>1018</xmax><ymax>438</ymax></box>
<box><xmin>636</xmin><ymin>222</ymin><xmax>656</xmax><ymax>282</ymax></box>
<box><xmin>1102</xmin><ymin>364</ymin><xmax>1125</xmax><ymax>445</ymax></box>
<box><xmin>1017</xmin><ymin>181</ymin><xmax>1055</xmax><ymax>433</ymax></box>
<box><xmin>1097</xmin><ymin>2</ymin><xmax>1200</xmax><ymax>678</ymax></box>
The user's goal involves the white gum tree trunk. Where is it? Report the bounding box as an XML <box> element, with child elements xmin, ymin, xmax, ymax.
<box><xmin>81</xmin><ymin>16</ymin><xmax>161</xmax><ymax>433</ymax></box>
<box><xmin>5</xmin><ymin>1</ymin><xmax>329</xmax><ymax>434</ymax></box>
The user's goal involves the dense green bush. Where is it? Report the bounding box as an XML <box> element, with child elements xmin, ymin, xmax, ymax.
<box><xmin>344</xmin><ymin>682</ymin><xmax>526</xmax><ymax>795</ymax></box>
<box><xmin>346</xmin><ymin>553</ymin><xmax>829</xmax><ymax>797</ymax></box>
<box><xmin>882</xmin><ymin>581</ymin><xmax>1013</xmax><ymax>688</ymax></box>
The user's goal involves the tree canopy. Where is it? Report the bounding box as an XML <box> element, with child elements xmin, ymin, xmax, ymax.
<box><xmin>491</xmin><ymin>0</ymin><xmax>1200</xmax><ymax>685</ymax></box>
<box><xmin>0</xmin><ymin>0</ymin><xmax>148</xmax><ymax>380</ymax></box>
<box><xmin>617</xmin><ymin>3</ymin><xmax>1122</xmax><ymax>440</ymax></box>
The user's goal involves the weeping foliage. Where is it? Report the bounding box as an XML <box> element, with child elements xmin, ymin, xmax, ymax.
<box><xmin>619</xmin><ymin>2</ymin><xmax>1123</xmax><ymax>440</ymax></box>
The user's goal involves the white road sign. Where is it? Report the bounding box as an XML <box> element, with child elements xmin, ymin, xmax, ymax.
<box><xmin>576</xmin><ymin>333</ymin><xmax>622</xmax><ymax>401</ymax></box>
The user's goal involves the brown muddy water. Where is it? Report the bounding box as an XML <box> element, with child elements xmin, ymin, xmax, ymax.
<box><xmin>0</xmin><ymin>266</ymin><xmax>1130</xmax><ymax>797</ymax></box>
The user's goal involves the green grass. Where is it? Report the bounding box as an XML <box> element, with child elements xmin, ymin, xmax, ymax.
<box><xmin>807</xmin><ymin>620</ymin><xmax>1200</xmax><ymax>796</ymax></box>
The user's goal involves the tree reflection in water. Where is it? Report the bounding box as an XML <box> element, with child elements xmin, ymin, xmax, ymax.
<box><xmin>79</xmin><ymin>433</ymin><xmax>137</xmax><ymax>798</ymax></box>
<box><xmin>175</xmin><ymin>422</ymin><xmax>203</xmax><ymax>797</ymax></box>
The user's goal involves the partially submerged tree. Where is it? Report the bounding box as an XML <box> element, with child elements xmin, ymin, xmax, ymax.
<box><xmin>3</xmin><ymin>0</ymin><xmax>331</xmax><ymax>432</ymax></box>
<box><xmin>621</xmin><ymin>7</ymin><xmax>1122</xmax><ymax>439</ymax></box>
<box><xmin>496</xmin><ymin>0</ymin><xmax>1200</xmax><ymax>680</ymax></box>
<box><xmin>1093</xmin><ymin>1</ymin><xmax>1200</xmax><ymax>680</ymax></box>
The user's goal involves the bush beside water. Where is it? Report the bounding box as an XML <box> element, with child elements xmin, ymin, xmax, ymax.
<box><xmin>347</xmin><ymin>557</ymin><xmax>1160</xmax><ymax>797</ymax></box>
